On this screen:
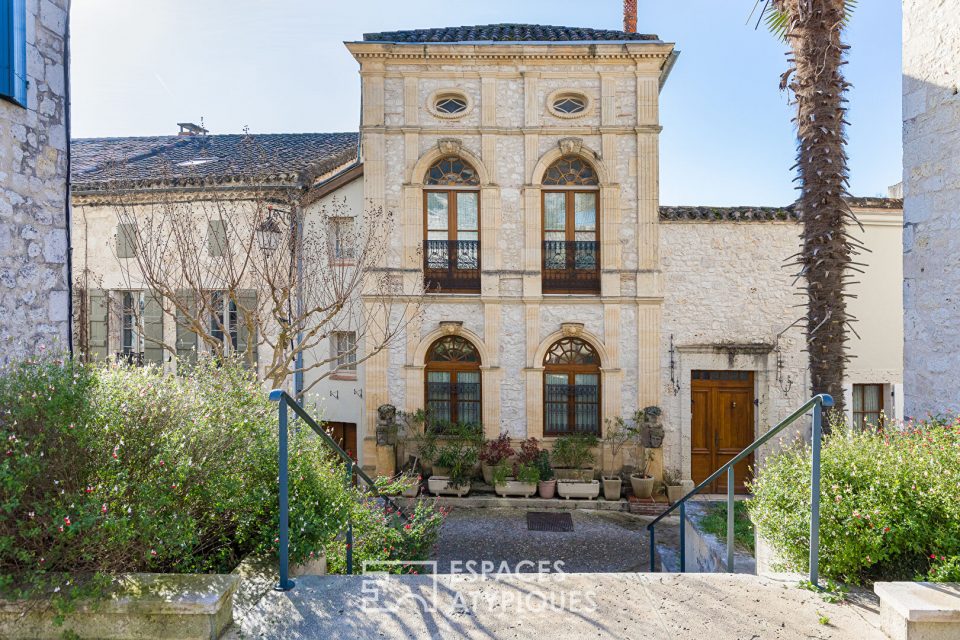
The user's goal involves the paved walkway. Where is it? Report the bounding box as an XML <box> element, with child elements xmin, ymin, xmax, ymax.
<box><xmin>227</xmin><ymin>572</ymin><xmax>885</xmax><ymax>639</ymax></box>
<box><xmin>433</xmin><ymin>507</ymin><xmax>676</xmax><ymax>574</ymax></box>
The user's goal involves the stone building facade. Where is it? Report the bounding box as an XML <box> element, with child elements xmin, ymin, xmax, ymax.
<box><xmin>902</xmin><ymin>0</ymin><xmax>960</xmax><ymax>416</ymax></box>
<box><xmin>70</xmin><ymin>21</ymin><xmax>904</xmax><ymax>486</ymax></box>
<box><xmin>0</xmin><ymin>0</ymin><xmax>71</xmax><ymax>361</ymax></box>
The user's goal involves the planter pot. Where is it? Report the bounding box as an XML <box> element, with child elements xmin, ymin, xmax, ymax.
<box><xmin>402</xmin><ymin>482</ymin><xmax>420</xmax><ymax>498</ymax></box>
<box><xmin>602</xmin><ymin>476</ymin><xmax>622</xmax><ymax>501</ymax></box>
<box><xmin>553</xmin><ymin>467</ymin><xmax>594</xmax><ymax>481</ymax></box>
<box><xmin>680</xmin><ymin>479</ymin><xmax>696</xmax><ymax>495</ymax></box>
<box><xmin>481</xmin><ymin>462</ymin><xmax>496</xmax><ymax>485</ymax></box>
<box><xmin>665</xmin><ymin>484</ymin><xmax>685</xmax><ymax>504</ymax></box>
<box><xmin>427</xmin><ymin>476</ymin><xmax>470</xmax><ymax>497</ymax></box>
<box><xmin>556</xmin><ymin>479</ymin><xmax>600</xmax><ymax>500</ymax></box>
<box><xmin>538</xmin><ymin>479</ymin><xmax>557</xmax><ymax>499</ymax></box>
<box><xmin>494</xmin><ymin>479</ymin><xmax>537</xmax><ymax>498</ymax></box>
<box><xmin>630</xmin><ymin>474</ymin><xmax>656</xmax><ymax>499</ymax></box>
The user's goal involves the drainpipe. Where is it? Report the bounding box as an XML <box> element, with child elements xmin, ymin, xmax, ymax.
<box><xmin>64</xmin><ymin>1</ymin><xmax>73</xmax><ymax>354</ymax></box>
<box><xmin>293</xmin><ymin>202</ymin><xmax>304</xmax><ymax>400</ymax></box>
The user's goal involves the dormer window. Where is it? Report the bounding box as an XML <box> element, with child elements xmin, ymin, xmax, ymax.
<box><xmin>435</xmin><ymin>96</ymin><xmax>467</xmax><ymax>114</ymax></box>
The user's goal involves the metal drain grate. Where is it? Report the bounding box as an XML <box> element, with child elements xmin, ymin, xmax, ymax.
<box><xmin>526</xmin><ymin>511</ymin><xmax>574</xmax><ymax>532</ymax></box>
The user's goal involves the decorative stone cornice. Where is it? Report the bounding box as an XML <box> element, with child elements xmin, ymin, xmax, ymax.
<box><xmin>557</xmin><ymin>137</ymin><xmax>584</xmax><ymax>156</ymax></box>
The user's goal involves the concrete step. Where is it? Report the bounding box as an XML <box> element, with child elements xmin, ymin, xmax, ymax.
<box><xmin>875</xmin><ymin>582</ymin><xmax>960</xmax><ymax>640</ymax></box>
<box><xmin>227</xmin><ymin>571</ymin><xmax>886</xmax><ymax>640</ymax></box>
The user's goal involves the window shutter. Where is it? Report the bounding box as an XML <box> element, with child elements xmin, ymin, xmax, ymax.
<box><xmin>87</xmin><ymin>289</ymin><xmax>108</xmax><ymax>360</ymax></box>
<box><xmin>143</xmin><ymin>292</ymin><xmax>165</xmax><ymax>366</ymax></box>
<box><xmin>117</xmin><ymin>223</ymin><xmax>136</xmax><ymax>258</ymax></box>
<box><xmin>175</xmin><ymin>289</ymin><xmax>198</xmax><ymax>365</ymax></box>
<box><xmin>208</xmin><ymin>220</ymin><xmax>227</xmax><ymax>257</ymax></box>
<box><xmin>1</xmin><ymin>0</ymin><xmax>27</xmax><ymax>107</ymax></box>
<box><xmin>236</xmin><ymin>289</ymin><xmax>258</xmax><ymax>369</ymax></box>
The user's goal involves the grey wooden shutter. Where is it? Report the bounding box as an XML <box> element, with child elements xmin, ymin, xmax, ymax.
<box><xmin>117</xmin><ymin>223</ymin><xmax>136</xmax><ymax>258</ymax></box>
<box><xmin>175</xmin><ymin>289</ymin><xmax>198</xmax><ymax>365</ymax></box>
<box><xmin>236</xmin><ymin>289</ymin><xmax>258</xmax><ymax>369</ymax></box>
<box><xmin>208</xmin><ymin>220</ymin><xmax>227</xmax><ymax>257</ymax></box>
<box><xmin>143</xmin><ymin>292</ymin><xmax>165</xmax><ymax>365</ymax></box>
<box><xmin>87</xmin><ymin>289</ymin><xmax>109</xmax><ymax>360</ymax></box>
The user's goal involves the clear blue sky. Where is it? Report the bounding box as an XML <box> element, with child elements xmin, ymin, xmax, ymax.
<box><xmin>70</xmin><ymin>1</ymin><xmax>902</xmax><ymax>206</ymax></box>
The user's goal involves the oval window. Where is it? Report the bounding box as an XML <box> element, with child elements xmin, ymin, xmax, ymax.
<box><xmin>435</xmin><ymin>96</ymin><xmax>468</xmax><ymax>115</ymax></box>
<box><xmin>553</xmin><ymin>95</ymin><xmax>586</xmax><ymax>115</ymax></box>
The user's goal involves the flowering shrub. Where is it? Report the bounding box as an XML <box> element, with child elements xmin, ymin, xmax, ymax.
<box><xmin>479</xmin><ymin>433</ymin><xmax>514</xmax><ymax>466</ymax></box>
<box><xmin>516</xmin><ymin>437</ymin><xmax>543</xmax><ymax>465</ymax></box>
<box><xmin>749</xmin><ymin>416</ymin><xmax>960</xmax><ymax>584</ymax></box>
<box><xmin>0</xmin><ymin>355</ymin><xmax>444</xmax><ymax>598</ymax></box>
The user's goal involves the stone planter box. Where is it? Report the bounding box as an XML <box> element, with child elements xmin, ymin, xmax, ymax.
<box><xmin>553</xmin><ymin>467</ymin><xmax>594</xmax><ymax>481</ymax></box>
<box><xmin>0</xmin><ymin>573</ymin><xmax>239</xmax><ymax>640</ymax></box>
<box><xmin>602</xmin><ymin>476</ymin><xmax>622</xmax><ymax>500</ymax></box>
<box><xmin>428</xmin><ymin>475</ymin><xmax>470</xmax><ymax>497</ymax></box>
<box><xmin>666</xmin><ymin>485</ymin><xmax>685</xmax><ymax>504</ymax></box>
<box><xmin>494</xmin><ymin>479</ymin><xmax>537</xmax><ymax>498</ymax></box>
<box><xmin>556</xmin><ymin>479</ymin><xmax>600</xmax><ymax>500</ymax></box>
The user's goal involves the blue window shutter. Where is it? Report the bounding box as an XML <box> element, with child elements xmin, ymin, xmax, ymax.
<box><xmin>0</xmin><ymin>0</ymin><xmax>27</xmax><ymax>107</ymax></box>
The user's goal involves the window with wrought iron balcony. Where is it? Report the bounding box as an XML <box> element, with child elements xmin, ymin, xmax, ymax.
<box><xmin>541</xmin><ymin>156</ymin><xmax>600</xmax><ymax>295</ymax></box>
<box><xmin>423</xmin><ymin>157</ymin><xmax>481</xmax><ymax>294</ymax></box>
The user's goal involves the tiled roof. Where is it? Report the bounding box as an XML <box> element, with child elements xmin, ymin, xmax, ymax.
<box><xmin>661</xmin><ymin>197</ymin><xmax>903</xmax><ymax>222</ymax></box>
<box><xmin>659</xmin><ymin>206</ymin><xmax>798</xmax><ymax>222</ymax></box>
<box><xmin>71</xmin><ymin>132</ymin><xmax>359</xmax><ymax>190</ymax></box>
<box><xmin>362</xmin><ymin>24</ymin><xmax>659</xmax><ymax>43</ymax></box>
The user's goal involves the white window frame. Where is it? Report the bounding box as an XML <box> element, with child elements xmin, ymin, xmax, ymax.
<box><xmin>332</xmin><ymin>331</ymin><xmax>357</xmax><ymax>376</ymax></box>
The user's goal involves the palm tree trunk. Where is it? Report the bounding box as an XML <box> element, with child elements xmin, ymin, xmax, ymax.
<box><xmin>775</xmin><ymin>0</ymin><xmax>860</xmax><ymax>422</ymax></box>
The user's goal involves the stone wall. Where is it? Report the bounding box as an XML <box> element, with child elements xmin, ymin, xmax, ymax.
<box><xmin>902</xmin><ymin>0</ymin><xmax>960</xmax><ymax>416</ymax></box>
<box><xmin>0</xmin><ymin>0</ymin><xmax>70</xmax><ymax>361</ymax></box>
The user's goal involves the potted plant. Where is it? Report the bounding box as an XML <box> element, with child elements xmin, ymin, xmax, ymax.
<box><xmin>600</xmin><ymin>416</ymin><xmax>638</xmax><ymax>501</ymax></box>
<box><xmin>491</xmin><ymin>461</ymin><xmax>538</xmax><ymax>498</ymax></box>
<box><xmin>374</xmin><ymin>471</ymin><xmax>421</xmax><ymax>498</ymax></box>
<box><xmin>629</xmin><ymin>445</ymin><xmax>655</xmax><ymax>499</ymax></box>
<box><xmin>551</xmin><ymin>433</ymin><xmax>598</xmax><ymax>481</ymax></box>
<box><xmin>556</xmin><ymin>477</ymin><xmax>600</xmax><ymax>500</ymax></box>
<box><xmin>662</xmin><ymin>467</ymin><xmax>685</xmax><ymax>504</ymax></box>
<box><xmin>427</xmin><ymin>423</ymin><xmax>482</xmax><ymax>497</ymax></box>
<box><xmin>534</xmin><ymin>450</ymin><xmax>556</xmax><ymax>498</ymax></box>
<box><xmin>480</xmin><ymin>433</ymin><xmax>514</xmax><ymax>485</ymax></box>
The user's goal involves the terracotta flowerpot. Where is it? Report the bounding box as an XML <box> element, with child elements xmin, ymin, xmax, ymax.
<box><xmin>630</xmin><ymin>474</ymin><xmax>655</xmax><ymax>499</ymax></box>
<box><xmin>538</xmin><ymin>479</ymin><xmax>557</xmax><ymax>499</ymax></box>
<box><xmin>602</xmin><ymin>476</ymin><xmax>622</xmax><ymax>501</ymax></box>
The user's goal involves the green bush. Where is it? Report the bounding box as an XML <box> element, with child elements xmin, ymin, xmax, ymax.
<box><xmin>0</xmin><ymin>355</ymin><xmax>443</xmax><ymax>598</ymax></box>
<box><xmin>749</xmin><ymin>417</ymin><xmax>960</xmax><ymax>584</ymax></box>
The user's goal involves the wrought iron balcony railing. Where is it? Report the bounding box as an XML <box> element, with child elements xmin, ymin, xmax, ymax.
<box><xmin>542</xmin><ymin>240</ymin><xmax>600</xmax><ymax>294</ymax></box>
<box><xmin>424</xmin><ymin>239</ymin><xmax>480</xmax><ymax>293</ymax></box>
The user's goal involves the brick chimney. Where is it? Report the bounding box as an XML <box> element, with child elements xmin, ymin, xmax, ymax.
<box><xmin>623</xmin><ymin>0</ymin><xmax>637</xmax><ymax>33</ymax></box>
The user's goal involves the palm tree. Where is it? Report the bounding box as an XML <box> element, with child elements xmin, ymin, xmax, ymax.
<box><xmin>758</xmin><ymin>0</ymin><xmax>863</xmax><ymax>421</ymax></box>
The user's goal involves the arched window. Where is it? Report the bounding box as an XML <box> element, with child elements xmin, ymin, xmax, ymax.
<box><xmin>425</xmin><ymin>335</ymin><xmax>482</xmax><ymax>431</ymax></box>
<box><xmin>543</xmin><ymin>337</ymin><xmax>600</xmax><ymax>436</ymax></box>
<box><xmin>542</xmin><ymin>156</ymin><xmax>600</xmax><ymax>294</ymax></box>
<box><xmin>424</xmin><ymin>157</ymin><xmax>480</xmax><ymax>293</ymax></box>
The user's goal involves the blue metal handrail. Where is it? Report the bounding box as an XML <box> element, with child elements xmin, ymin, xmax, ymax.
<box><xmin>269</xmin><ymin>389</ymin><xmax>406</xmax><ymax>591</ymax></box>
<box><xmin>646</xmin><ymin>393</ymin><xmax>833</xmax><ymax>587</ymax></box>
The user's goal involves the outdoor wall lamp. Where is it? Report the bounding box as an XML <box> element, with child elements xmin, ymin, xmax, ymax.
<box><xmin>257</xmin><ymin>206</ymin><xmax>286</xmax><ymax>256</ymax></box>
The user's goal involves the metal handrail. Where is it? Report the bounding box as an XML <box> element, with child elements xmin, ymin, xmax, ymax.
<box><xmin>646</xmin><ymin>393</ymin><xmax>833</xmax><ymax>587</ymax></box>
<box><xmin>269</xmin><ymin>389</ymin><xmax>407</xmax><ymax>591</ymax></box>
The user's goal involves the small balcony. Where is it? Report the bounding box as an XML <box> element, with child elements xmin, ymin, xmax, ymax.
<box><xmin>424</xmin><ymin>240</ymin><xmax>480</xmax><ymax>294</ymax></box>
<box><xmin>542</xmin><ymin>241</ymin><xmax>600</xmax><ymax>294</ymax></box>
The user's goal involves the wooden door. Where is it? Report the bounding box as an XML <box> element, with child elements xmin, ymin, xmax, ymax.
<box><xmin>326</xmin><ymin>422</ymin><xmax>358</xmax><ymax>462</ymax></box>
<box><xmin>690</xmin><ymin>371</ymin><xmax>755</xmax><ymax>494</ymax></box>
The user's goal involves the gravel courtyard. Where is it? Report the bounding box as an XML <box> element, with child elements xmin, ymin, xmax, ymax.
<box><xmin>431</xmin><ymin>507</ymin><xmax>679</xmax><ymax>574</ymax></box>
